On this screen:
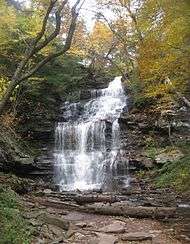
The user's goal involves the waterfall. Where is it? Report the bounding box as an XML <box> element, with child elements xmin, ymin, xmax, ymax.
<box><xmin>54</xmin><ymin>76</ymin><xmax>128</xmax><ymax>191</ymax></box>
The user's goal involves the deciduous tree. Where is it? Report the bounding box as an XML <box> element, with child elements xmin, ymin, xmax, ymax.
<box><xmin>0</xmin><ymin>0</ymin><xmax>83</xmax><ymax>115</ymax></box>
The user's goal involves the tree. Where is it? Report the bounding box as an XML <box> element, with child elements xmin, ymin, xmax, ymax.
<box><xmin>95</xmin><ymin>0</ymin><xmax>142</xmax><ymax>75</ymax></box>
<box><xmin>87</xmin><ymin>20</ymin><xmax>115</xmax><ymax>71</ymax></box>
<box><xmin>0</xmin><ymin>0</ymin><xmax>83</xmax><ymax>115</ymax></box>
<box><xmin>96</xmin><ymin>0</ymin><xmax>190</xmax><ymax>107</ymax></box>
<box><xmin>137</xmin><ymin>0</ymin><xmax>190</xmax><ymax>101</ymax></box>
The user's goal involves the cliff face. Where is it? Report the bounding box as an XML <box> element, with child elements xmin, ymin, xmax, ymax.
<box><xmin>1</xmin><ymin>75</ymin><xmax>189</xmax><ymax>191</ymax></box>
<box><xmin>0</xmin><ymin>73</ymin><xmax>112</xmax><ymax>181</ymax></box>
<box><xmin>118</xmin><ymin>82</ymin><xmax>190</xmax><ymax>191</ymax></box>
<box><xmin>0</xmin><ymin>126</ymin><xmax>36</xmax><ymax>174</ymax></box>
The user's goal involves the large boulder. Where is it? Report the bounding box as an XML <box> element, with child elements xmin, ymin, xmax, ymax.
<box><xmin>98</xmin><ymin>221</ymin><xmax>126</xmax><ymax>234</ymax></box>
<box><xmin>155</xmin><ymin>148</ymin><xmax>184</xmax><ymax>164</ymax></box>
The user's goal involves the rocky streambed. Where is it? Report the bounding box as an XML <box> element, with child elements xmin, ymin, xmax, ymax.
<box><xmin>1</xmin><ymin>173</ymin><xmax>190</xmax><ymax>243</ymax></box>
<box><xmin>22</xmin><ymin>182</ymin><xmax>190</xmax><ymax>243</ymax></box>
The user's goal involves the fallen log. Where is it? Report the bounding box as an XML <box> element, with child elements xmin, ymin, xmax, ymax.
<box><xmin>40</xmin><ymin>191</ymin><xmax>128</xmax><ymax>205</ymax></box>
<box><xmin>72</xmin><ymin>194</ymin><xmax>125</xmax><ymax>205</ymax></box>
<box><xmin>25</xmin><ymin>196</ymin><xmax>177</xmax><ymax>219</ymax></box>
<box><xmin>25</xmin><ymin>196</ymin><xmax>79</xmax><ymax>210</ymax></box>
<box><xmin>81</xmin><ymin>202</ymin><xmax>177</xmax><ymax>219</ymax></box>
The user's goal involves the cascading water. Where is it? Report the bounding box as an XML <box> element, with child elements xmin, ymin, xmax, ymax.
<box><xmin>54</xmin><ymin>76</ymin><xmax>129</xmax><ymax>191</ymax></box>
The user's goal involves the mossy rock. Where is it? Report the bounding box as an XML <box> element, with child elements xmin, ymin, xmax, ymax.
<box><xmin>155</xmin><ymin>148</ymin><xmax>184</xmax><ymax>164</ymax></box>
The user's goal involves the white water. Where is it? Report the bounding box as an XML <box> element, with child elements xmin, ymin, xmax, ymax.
<box><xmin>54</xmin><ymin>76</ymin><xmax>128</xmax><ymax>191</ymax></box>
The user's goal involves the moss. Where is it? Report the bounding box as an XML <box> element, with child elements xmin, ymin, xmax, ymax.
<box><xmin>140</xmin><ymin>138</ymin><xmax>190</xmax><ymax>191</ymax></box>
<box><xmin>156</xmin><ymin>155</ymin><xmax>190</xmax><ymax>191</ymax></box>
<box><xmin>143</xmin><ymin>137</ymin><xmax>159</xmax><ymax>160</ymax></box>
<box><xmin>0</xmin><ymin>185</ymin><xmax>33</xmax><ymax>244</ymax></box>
<box><xmin>155</xmin><ymin>142</ymin><xmax>190</xmax><ymax>191</ymax></box>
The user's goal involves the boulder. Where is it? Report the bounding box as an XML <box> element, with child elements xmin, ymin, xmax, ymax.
<box><xmin>155</xmin><ymin>149</ymin><xmax>184</xmax><ymax>164</ymax></box>
<box><xmin>98</xmin><ymin>221</ymin><xmax>126</xmax><ymax>234</ymax></box>
<box><xmin>121</xmin><ymin>232</ymin><xmax>154</xmax><ymax>241</ymax></box>
<box><xmin>37</xmin><ymin>213</ymin><xmax>70</xmax><ymax>230</ymax></box>
<box><xmin>96</xmin><ymin>233</ymin><xmax>117</xmax><ymax>244</ymax></box>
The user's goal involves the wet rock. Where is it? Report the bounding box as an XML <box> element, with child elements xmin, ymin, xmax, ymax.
<box><xmin>3</xmin><ymin>156</ymin><xmax>40</xmax><ymax>176</ymax></box>
<box><xmin>31</xmin><ymin>127</ymin><xmax>54</xmax><ymax>140</ymax></box>
<box><xmin>121</xmin><ymin>232</ymin><xmax>154</xmax><ymax>241</ymax></box>
<box><xmin>43</xmin><ymin>189</ymin><xmax>52</xmax><ymax>194</ymax></box>
<box><xmin>129</xmin><ymin>156</ymin><xmax>154</xmax><ymax>170</ymax></box>
<box><xmin>59</xmin><ymin>102</ymin><xmax>83</xmax><ymax>122</ymax></box>
<box><xmin>118</xmin><ymin>114</ymin><xmax>137</xmax><ymax>129</ymax></box>
<box><xmin>98</xmin><ymin>221</ymin><xmax>126</xmax><ymax>234</ymax></box>
<box><xmin>80</xmin><ymin>90</ymin><xmax>92</xmax><ymax>100</ymax></box>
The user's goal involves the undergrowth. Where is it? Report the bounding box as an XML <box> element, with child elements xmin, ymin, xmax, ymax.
<box><xmin>0</xmin><ymin>185</ymin><xmax>32</xmax><ymax>244</ymax></box>
<box><xmin>156</xmin><ymin>142</ymin><xmax>190</xmax><ymax>191</ymax></box>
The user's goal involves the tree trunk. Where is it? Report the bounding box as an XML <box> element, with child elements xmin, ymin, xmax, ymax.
<box><xmin>82</xmin><ymin>203</ymin><xmax>177</xmax><ymax>219</ymax></box>
<box><xmin>0</xmin><ymin>79</ymin><xmax>18</xmax><ymax>115</ymax></box>
<box><xmin>26</xmin><ymin>196</ymin><xmax>177</xmax><ymax>219</ymax></box>
<box><xmin>0</xmin><ymin>0</ymin><xmax>82</xmax><ymax>116</ymax></box>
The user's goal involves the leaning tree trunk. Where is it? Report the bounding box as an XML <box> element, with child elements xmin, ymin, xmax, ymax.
<box><xmin>0</xmin><ymin>0</ymin><xmax>82</xmax><ymax>117</ymax></box>
<box><xmin>0</xmin><ymin>79</ymin><xmax>18</xmax><ymax>115</ymax></box>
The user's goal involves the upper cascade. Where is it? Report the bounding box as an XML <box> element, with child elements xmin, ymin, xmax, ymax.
<box><xmin>54</xmin><ymin>76</ymin><xmax>129</xmax><ymax>191</ymax></box>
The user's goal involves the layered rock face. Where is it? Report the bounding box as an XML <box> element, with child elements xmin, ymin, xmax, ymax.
<box><xmin>1</xmin><ymin>74</ymin><xmax>189</xmax><ymax>191</ymax></box>
<box><xmin>0</xmin><ymin>74</ymin><xmax>113</xmax><ymax>181</ymax></box>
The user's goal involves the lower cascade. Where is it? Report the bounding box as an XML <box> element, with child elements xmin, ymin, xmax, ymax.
<box><xmin>54</xmin><ymin>76</ymin><xmax>129</xmax><ymax>191</ymax></box>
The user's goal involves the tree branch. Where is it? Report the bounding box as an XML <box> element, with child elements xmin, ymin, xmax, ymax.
<box><xmin>19</xmin><ymin>0</ymin><xmax>81</xmax><ymax>82</ymax></box>
<box><xmin>34</xmin><ymin>0</ymin><xmax>58</xmax><ymax>46</ymax></box>
<box><xmin>0</xmin><ymin>0</ymin><xmax>82</xmax><ymax>115</ymax></box>
<box><xmin>34</xmin><ymin>0</ymin><xmax>68</xmax><ymax>53</ymax></box>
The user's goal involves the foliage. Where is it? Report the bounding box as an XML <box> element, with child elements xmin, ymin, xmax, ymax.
<box><xmin>156</xmin><ymin>155</ymin><xmax>190</xmax><ymax>191</ymax></box>
<box><xmin>96</xmin><ymin>0</ymin><xmax>190</xmax><ymax>107</ymax></box>
<box><xmin>156</xmin><ymin>142</ymin><xmax>190</xmax><ymax>191</ymax></box>
<box><xmin>87</xmin><ymin>20</ymin><xmax>115</xmax><ymax>71</ymax></box>
<box><xmin>0</xmin><ymin>77</ymin><xmax>8</xmax><ymax>99</ymax></box>
<box><xmin>0</xmin><ymin>0</ymin><xmax>85</xmax><ymax>115</ymax></box>
<box><xmin>138</xmin><ymin>0</ymin><xmax>190</xmax><ymax>100</ymax></box>
<box><xmin>0</xmin><ymin>186</ymin><xmax>32</xmax><ymax>244</ymax></box>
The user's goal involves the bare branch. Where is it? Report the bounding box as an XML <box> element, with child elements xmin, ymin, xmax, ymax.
<box><xmin>34</xmin><ymin>0</ymin><xmax>58</xmax><ymax>46</ymax></box>
<box><xmin>34</xmin><ymin>0</ymin><xmax>69</xmax><ymax>53</ymax></box>
<box><xmin>0</xmin><ymin>0</ymin><xmax>82</xmax><ymax>115</ymax></box>
<box><xmin>11</xmin><ymin>0</ymin><xmax>58</xmax><ymax>81</ymax></box>
<box><xmin>19</xmin><ymin>0</ymin><xmax>82</xmax><ymax>82</ymax></box>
